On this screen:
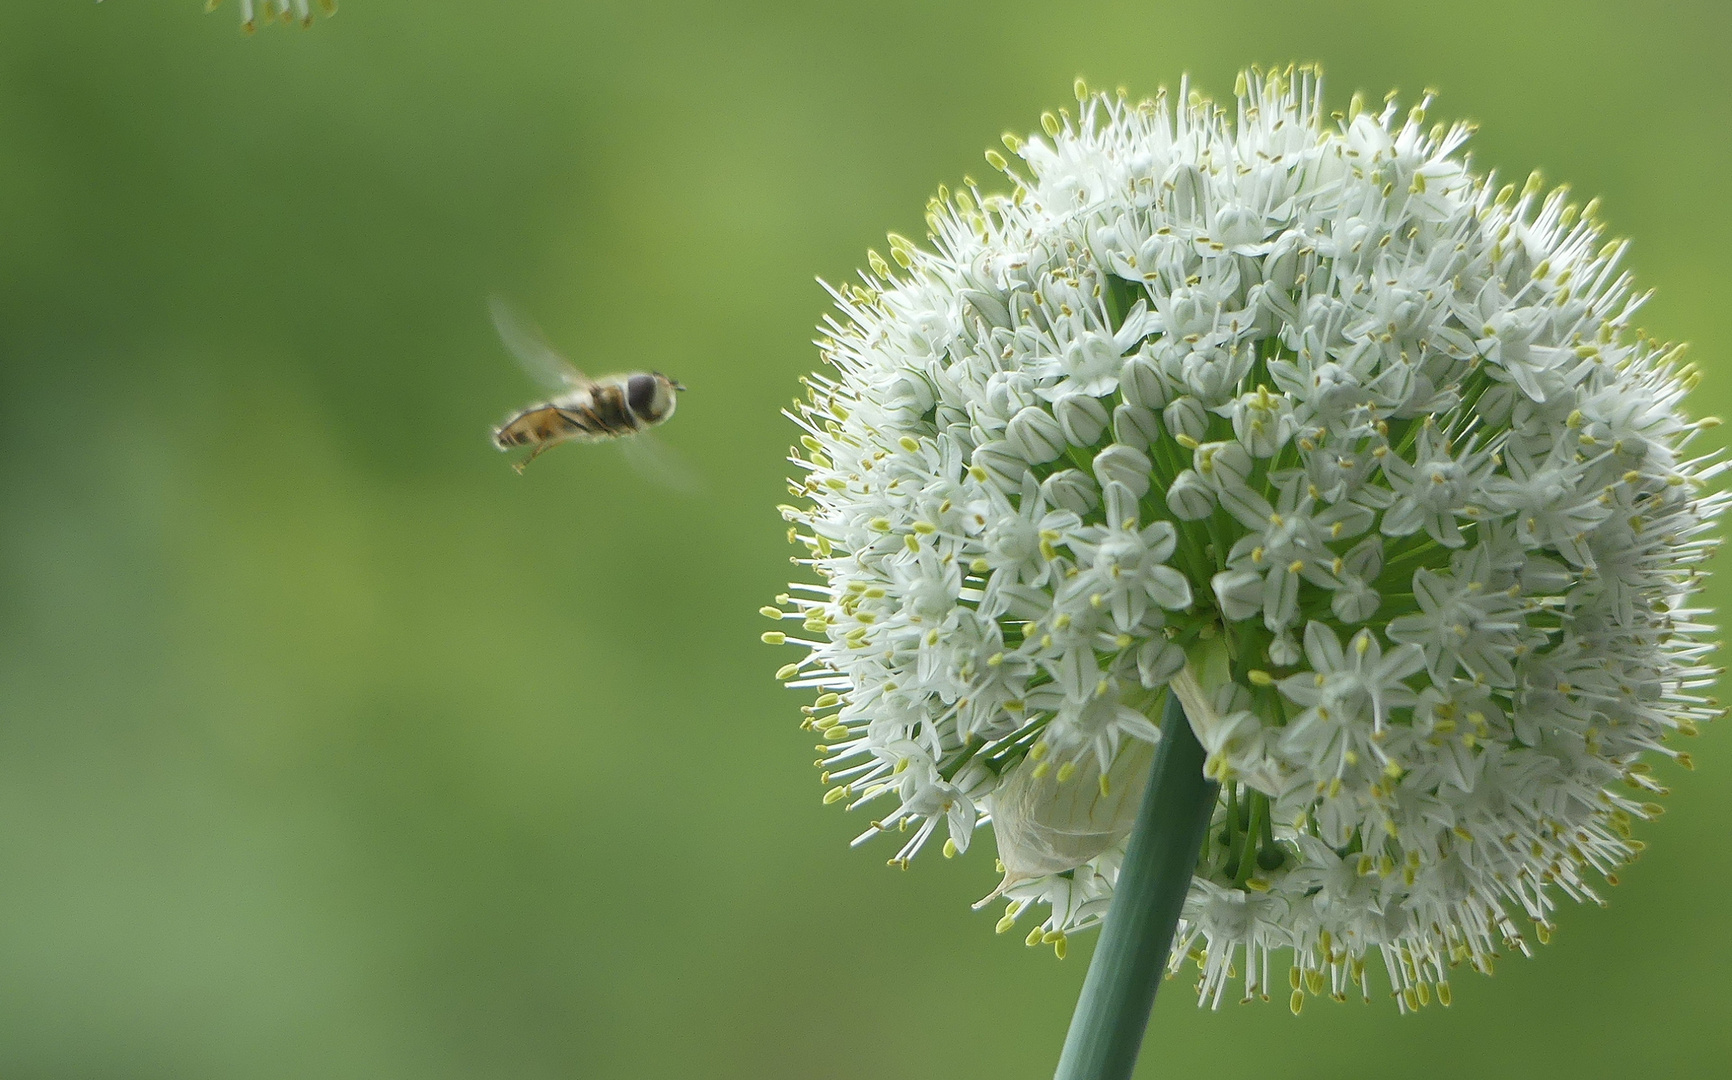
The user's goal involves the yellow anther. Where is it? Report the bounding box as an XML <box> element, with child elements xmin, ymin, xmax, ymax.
<box><xmin>823</xmin><ymin>786</ymin><xmax>849</xmax><ymax>804</ymax></box>
<box><xmin>1248</xmin><ymin>669</ymin><xmax>1274</xmax><ymax>686</ymax></box>
<box><xmin>1057</xmin><ymin>761</ymin><xmax>1076</xmax><ymax>783</ymax></box>
<box><xmin>762</xmin><ymin>632</ymin><xmax>787</xmax><ymax>645</ymax></box>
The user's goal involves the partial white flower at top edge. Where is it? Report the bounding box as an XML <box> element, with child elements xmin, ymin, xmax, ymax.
<box><xmin>205</xmin><ymin>0</ymin><xmax>335</xmax><ymax>33</ymax></box>
<box><xmin>767</xmin><ymin>65</ymin><xmax>1727</xmax><ymax>1013</ymax></box>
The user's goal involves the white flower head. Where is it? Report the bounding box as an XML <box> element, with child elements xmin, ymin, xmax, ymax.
<box><xmin>769</xmin><ymin>66</ymin><xmax>1725</xmax><ymax>1012</ymax></box>
<box><xmin>206</xmin><ymin>0</ymin><xmax>335</xmax><ymax>33</ymax></box>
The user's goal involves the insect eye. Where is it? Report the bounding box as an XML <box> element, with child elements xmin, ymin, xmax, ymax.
<box><xmin>627</xmin><ymin>374</ymin><xmax>658</xmax><ymax>417</ymax></box>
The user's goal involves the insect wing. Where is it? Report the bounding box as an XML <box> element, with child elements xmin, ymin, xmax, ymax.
<box><xmin>618</xmin><ymin>431</ymin><xmax>703</xmax><ymax>494</ymax></box>
<box><xmin>489</xmin><ymin>295</ymin><xmax>589</xmax><ymax>392</ymax></box>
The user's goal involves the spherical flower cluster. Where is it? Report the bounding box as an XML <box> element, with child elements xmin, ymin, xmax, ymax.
<box><xmin>768</xmin><ymin>67</ymin><xmax>1725</xmax><ymax>1011</ymax></box>
<box><xmin>206</xmin><ymin>0</ymin><xmax>335</xmax><ymax>33</ymax></box>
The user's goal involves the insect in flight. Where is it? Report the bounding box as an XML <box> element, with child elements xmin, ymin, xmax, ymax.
<box><xmin>488</xmin><ymin>297</ymin><xmax>687</xmax><ymax>475</ymax></box>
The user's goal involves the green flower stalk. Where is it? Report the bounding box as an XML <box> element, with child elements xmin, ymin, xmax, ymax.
<box><xmin>768</xmin><ymin>64</ymin><xmax>1724</xmax><ymax>1036</ymax></box>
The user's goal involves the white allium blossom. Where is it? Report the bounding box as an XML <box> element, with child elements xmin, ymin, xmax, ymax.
<box><xmin>205</xmin><ymin>0</ymin><xmax>335</xmax><ymax>33</ymax></box>
<box><xmin>768</xmin><ymin>67</ymin><xmax>1725</xmax><ymax>1012</ymax></box>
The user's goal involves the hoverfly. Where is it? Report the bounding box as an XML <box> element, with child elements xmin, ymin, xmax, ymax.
<box><xmin>488</xmin><ymin>297</ymin><xmax>687</xmax><ymax>476</ymax></box>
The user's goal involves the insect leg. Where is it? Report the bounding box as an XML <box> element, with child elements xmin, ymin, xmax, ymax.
<box><xmin>513</xmin><ymin>442</ymin><xmax>554</xmax><ymax>474</ymax></box>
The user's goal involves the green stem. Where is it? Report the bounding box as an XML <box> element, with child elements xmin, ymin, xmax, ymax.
<box><xmin>1223</xmin><ymin>783</ymin><xmax>1244</xmax><ymax>878</ymax></box>
<box><xmin>1052</xmin><ymin>692</ymin><xmax>1219</xmax><ymax>1080</ymax></box>
<box><xmin>1234</xmin><ymin>793</ymin><xmax>1264</xmax><ymax>887</ymax></box>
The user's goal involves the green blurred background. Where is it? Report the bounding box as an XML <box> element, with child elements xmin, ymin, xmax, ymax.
<box><xmin>1</xmin><ymin>2</ymin><xmax>1728</xmax><ymax>1077</ymax></box>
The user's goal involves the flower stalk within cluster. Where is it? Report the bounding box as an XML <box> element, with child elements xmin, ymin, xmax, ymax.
<box><xmin>206</xmin><ymin>0</ymin><xmax>335</xmax><ymax>33</ymax></box>
<box><xmin>769</xmin><ymin>66</ymin><xmax>1724</xmax><ymax>1011</ymax></box>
